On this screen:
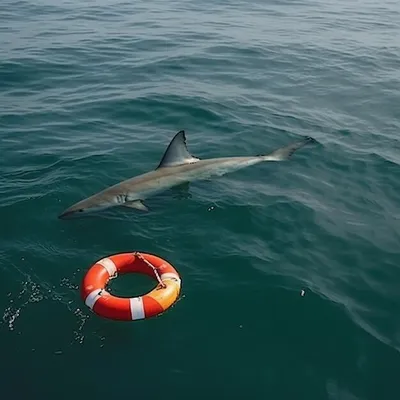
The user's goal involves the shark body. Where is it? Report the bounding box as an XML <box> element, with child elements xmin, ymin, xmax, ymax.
<box><xmin>58</xmin><ymin>130</ymin><xmax>316</xmax><ymax>219</ymax></box>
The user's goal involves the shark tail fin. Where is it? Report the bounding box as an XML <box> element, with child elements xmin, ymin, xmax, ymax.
<box><xmin>262</xmin><ymin>136</ymin><xmax>317</xmax><ymax>161</ymax></box>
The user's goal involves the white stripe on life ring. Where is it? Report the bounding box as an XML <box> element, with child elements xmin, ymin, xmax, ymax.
<box><xmin>130</xmin><ymin>297</ymin><xmax>145</xmax><ymax>320</ymax></box>
<box><xmin>85</xmin><ymin>289</ymin><xmax>103</xmax><ymax>310</ymax></box>
<box><xmin>161</xmin><ymin>272</ymin><xmax>181</xmax><ymax>285</ymax></box>
<box><xmin>97</xmin><ymin>257</ymin><xmax>117</xmax><ymax>277</ymax></box>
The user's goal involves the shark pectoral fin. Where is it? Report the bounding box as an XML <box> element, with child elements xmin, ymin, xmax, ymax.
<box><xmin>156</xmin><ymin>130</ymin><xmax>200</xmax><ymax>169</ymax></box>
<box><xmin>123</xmin><ymin>200</ymin><xmax>149</xmax><ymax>212</ymax></box>
<box><xmin>263</xmin><ymin>136</ymin><xmax>317</xmax><ymax>161</ymax></box>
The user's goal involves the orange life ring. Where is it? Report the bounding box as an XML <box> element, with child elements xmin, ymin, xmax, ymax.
<box><xmin>81</xmin><ymin>252</ymin><xmax>181</xmax><ymax>321</ymax></box>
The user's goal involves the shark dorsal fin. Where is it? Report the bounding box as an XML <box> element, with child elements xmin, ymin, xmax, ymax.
<box><xmin>156</xmin><ymin>130</ymin><xmax>200</xmax><ymax>169</ymax></box>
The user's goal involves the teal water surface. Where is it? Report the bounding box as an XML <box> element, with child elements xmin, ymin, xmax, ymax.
<box><xmin>1</xmin><ymin>1</ymin><xmax>400</xmax><ymax>399</ymax></box>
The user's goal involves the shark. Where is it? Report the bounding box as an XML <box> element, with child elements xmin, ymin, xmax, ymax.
<box><xmin>58</xmin><ymin>130</ymin><xmax>316</xmax><ymax>219</ymax></box>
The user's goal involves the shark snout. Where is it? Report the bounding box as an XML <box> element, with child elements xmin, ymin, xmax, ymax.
<box><xmin>58</xmin><ymin>200</ymin><xmax>90</xmax><ymax>219</ymax></box>
<box><xmin>58</xmin><ymin>211</ymin><xmax>69</xmax><ymax>219</ymax></box>
<box><xmin>58</xmin><ymin>196</ymin><xmax>112</xmax><ymax>219</ymax></box>
<box><xmin>58</xmin><ymin>207</ymin><xmax>84</xmax><ymax>219</ymax></box>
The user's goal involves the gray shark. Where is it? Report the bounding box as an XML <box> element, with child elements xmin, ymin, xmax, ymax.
<box><xmin>58</xmin><ymin>130</ymin><xmax>316</xmax><ymax>219</ymax></box>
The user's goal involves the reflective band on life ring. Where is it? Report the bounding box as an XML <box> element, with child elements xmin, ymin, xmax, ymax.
<box><xmin>80</xmin><ymin>252</ymin><xmax>182</xmax><ymax>321</ymax></box>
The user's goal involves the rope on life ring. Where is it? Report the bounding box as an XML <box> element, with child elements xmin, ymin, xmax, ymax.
<box><xmin>81</xmin><ymin>252</ymin><xmax>182</xmax><ymax>321</ymax></box>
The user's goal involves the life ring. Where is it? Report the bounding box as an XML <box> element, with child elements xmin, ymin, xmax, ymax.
<box><xmin>81</xmin><ymin>252</ymin><xmax>181</xmax><ymax>321</ymax></box>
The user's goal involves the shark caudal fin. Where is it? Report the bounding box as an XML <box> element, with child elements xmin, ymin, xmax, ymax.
<box><xmin>262</xmin><ymin>136</ymin><xmax>317</xmax><ymax>161</ymax></box>
<box><xmin>156</xmin><ymin>130</ymin><xmax>200</xmax><ymax>169</ymax></box>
